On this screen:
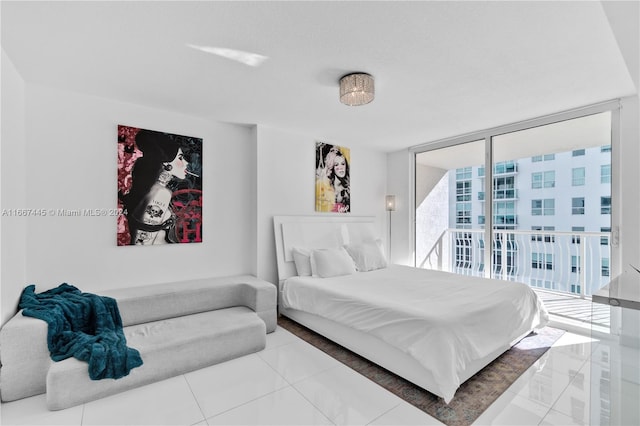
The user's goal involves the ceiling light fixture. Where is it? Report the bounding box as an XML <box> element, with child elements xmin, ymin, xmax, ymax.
<box><xmin>339</xmin><ymin>73</ymin><xmax>374</xmax><ymax>106</ymax></box>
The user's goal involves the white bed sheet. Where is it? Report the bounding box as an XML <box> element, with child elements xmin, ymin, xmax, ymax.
<box><xmin>282</xmin><ymin>265</ymin><xmax>549</xmax><ymax>403</ymax></box>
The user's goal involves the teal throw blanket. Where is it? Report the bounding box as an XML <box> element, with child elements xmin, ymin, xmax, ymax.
<box><xmin>19</xmin><ymin>283</ymin><xmax>143</xmax><ymax>380</ymax></box>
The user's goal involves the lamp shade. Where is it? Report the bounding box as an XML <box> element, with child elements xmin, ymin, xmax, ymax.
<box><xmin>340</xmin><ymin>73</ymin><xmax>374</xmax><ymax>106</ymax></box>
<box><xmin>385</xmin><ymin>195</ymin><xmax>396</xmax><ymax>211</ymax></box>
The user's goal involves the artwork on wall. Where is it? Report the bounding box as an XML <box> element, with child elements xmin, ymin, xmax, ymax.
<box><xmin>117</xmin><ymin>125</ymin><xmax>203</xmax><ymax>246</ymax></box>
<box><xmin>315</xmin><ymin>141</ymin><xmax>351</xmax><ymax>213</ymax></box>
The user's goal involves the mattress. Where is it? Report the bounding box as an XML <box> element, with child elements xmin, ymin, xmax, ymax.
<box><xmin>282</xmin><ymin>265</ymin><xmax>549</xmax><ymax>402</ymax></box>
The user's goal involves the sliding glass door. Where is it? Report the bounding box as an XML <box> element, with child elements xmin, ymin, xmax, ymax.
<box><xmin>414</xmin><ymin>107</ymin><xmax>616</xmax><ymax>327</ymax></box>
<box><xmin>491</xmin><ymin>112</ymin><xmax>612</xmax><ymax>298</ymax></box>
<box><xmin>415</xmin><ymin>139</ymin><xmax>485</xmax><ymax>275</ymax></box>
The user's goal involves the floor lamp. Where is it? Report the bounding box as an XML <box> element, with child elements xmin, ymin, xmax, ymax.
<box><xmin>385</xmin><ymin>195</ymin><xmax>396</xmax><ymax>261</ymax></box>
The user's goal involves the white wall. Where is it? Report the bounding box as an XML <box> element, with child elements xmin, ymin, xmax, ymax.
<box><xmin>602</xmin><ymin>1</ymin><xmax>640</xmax><ymax>274</ymax></box>
<box><xmin>0</xmin><ymin>81</ymin><xmax>389</xmax><ymax>324</ymax></box>
<box><xmin>386</xmin><ymin>149</ymin><xmax>414</xmax><ymax>266</ymax></box>
<box><xmin>1</xmin><ymin>49</ymin><xmax>27</xmax><ymax>324</ymax></box>
<box><xmin>0</xmin><ymin>84</ymin><xmax>256</xmax><ymax>319</ymax></box>
<box><xmin>415</xmin><ymin>164</ymin><xmax>449</xmax><ymax>269</ymax></box>
<box><xmin>255</xmin><ymin>126</ymin><xmax>387</xmax><ymax>285</ymax></box>
<box><xmin>602</xmin><ymin>0</ymin><xmax>640</xmax><ymax>346</ymax></box>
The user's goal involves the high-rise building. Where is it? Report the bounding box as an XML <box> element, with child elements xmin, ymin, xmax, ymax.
<box><xmin>448</xmin><ymin>146</ymin><xmax>611</xmax><ymax>295</ymax></box>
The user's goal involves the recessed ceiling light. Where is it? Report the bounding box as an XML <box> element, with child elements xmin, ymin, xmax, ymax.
<box><xmin>186</xmin><ymin>44</ymin><xmax>268</xmax><ymax>67</ymax></box>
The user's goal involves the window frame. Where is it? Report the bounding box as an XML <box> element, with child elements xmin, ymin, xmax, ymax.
<box><xmin>601</xmin><ymin>164</ymin><xmax>611</xmax><ymax>184</ymax></box>
<box><xmin>601</xmin><ymin>196</ymin><xmax>611</xmax><ymax>214</ymax></box>
<box><xmin>572</xmin><ymin>197</ymin><xmax>585</xmax><ymax>215</ymax></box>
<box><xmin>411</xmin><ymin>100</ymin><xmax>619</xmax><ymax>281</ymax></box>
<box><xmin>572</xmin><ymin>167</ymin><xmax>586</xmax><ymax>186</ymax></box>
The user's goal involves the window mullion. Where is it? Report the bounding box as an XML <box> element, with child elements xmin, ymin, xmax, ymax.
<box><xmin>484</xmin><ymin>136</ymin><xmax>493</xmax><ymax>279</ymax></box>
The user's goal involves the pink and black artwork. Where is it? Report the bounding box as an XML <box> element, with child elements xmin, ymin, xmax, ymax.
<box><xmin>117</xmin><ymin>125</ymin><xmax>203</xmax><ymax>246</ymax></box>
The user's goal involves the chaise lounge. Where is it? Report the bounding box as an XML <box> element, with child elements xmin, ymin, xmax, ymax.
<box><xmin>0</xmin><ymin>274</ymin><xmax>277</xmax><ymax>410</ymax></box>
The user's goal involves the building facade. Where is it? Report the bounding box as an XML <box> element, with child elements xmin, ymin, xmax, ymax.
<box><xmin>448</xmin><ymin>146</ymin><xmax>612</xmax><ymax>296</ymax></box>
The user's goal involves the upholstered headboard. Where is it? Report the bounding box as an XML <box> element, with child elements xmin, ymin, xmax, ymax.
<box><xmin>273</xmin><ymin>215</ymin><xmax>377</xmax><ymax>284</ymax></box>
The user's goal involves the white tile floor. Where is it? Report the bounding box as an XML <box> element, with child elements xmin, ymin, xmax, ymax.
<box><xmin>1</xmin><ymin>326</ymin><xmax>638</xmax><ymax>426</ymax></box>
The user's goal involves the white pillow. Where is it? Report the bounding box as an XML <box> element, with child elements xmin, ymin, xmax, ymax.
<box><xmin>291</xmin><ymin>247</ymin><xmax>312</xmax><ymax>276</ymax></box>
<box><xmin>310</xmin><ymin>247</ymin><xmax>357</xmax><ymax>278</ymax></box>
<box><xmin>344</xmin><ymin>240</ymin><xmax>388</xmax><ymax>272</ymax></box>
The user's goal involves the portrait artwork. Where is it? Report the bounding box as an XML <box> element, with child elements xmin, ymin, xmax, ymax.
<box><xmin>315</xmin><ymin>142</ymin><xmax>351</xmax><ymax>213</ymax></box>
<box><xmin>117</xmin><ymin>125</ymin><xmax>203</xmax><ymax>246</ymax></box>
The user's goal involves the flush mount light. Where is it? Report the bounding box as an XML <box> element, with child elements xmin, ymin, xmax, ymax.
<box><xmin>339</xmin><ymin>73</ymin><xmax>374</xmax><ymax>106</ymax></box>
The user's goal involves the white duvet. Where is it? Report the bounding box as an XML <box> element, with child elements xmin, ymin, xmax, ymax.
<box><xmin>282</xmin><ymin>265</ymin><xmax>549</xmax><ymax>403</ymax></box>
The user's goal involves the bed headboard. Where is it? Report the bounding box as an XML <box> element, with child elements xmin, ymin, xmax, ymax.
<box><xmin>273</xmin><ymin>215</ymin><xmax>377</xmax><ymax>284</ymax></box>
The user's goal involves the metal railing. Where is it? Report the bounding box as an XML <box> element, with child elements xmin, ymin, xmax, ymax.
<box><xmin>419</xmin><ymin>229</ymin><xmax>611</xmax><ymax>297</ymax></box>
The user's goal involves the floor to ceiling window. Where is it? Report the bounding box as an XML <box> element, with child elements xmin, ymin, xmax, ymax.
<box><xmin>415</xmin><ymin>139</ymin><xmax>484</xmax><ymax>275</ymax></box>
<box><xmin>414</xmin><ymin>106</ymin><xmax>616</xmax><ymax>329</ymax></box>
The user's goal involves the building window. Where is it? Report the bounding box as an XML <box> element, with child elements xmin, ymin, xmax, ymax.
<box><xmin>532</xmin><ymin>252</ymin><xmax>553</xmax><ymax>270</ymax></box>
<box><xmin>571</xmin><ymin>255</ymin><xmax>580</xmax><ymax>273</ymax></box>
<box><xmin>570</xmin><ymin>284</ymin><xmax>581</xmax><ymax>294</ymax></box>
<box><xmin>531</xmin><ymin>172</ymin><xmax>542</xmax><ymax>188</ymax></box>
<box><xmin>543</xmin><ymin>171</ymin><xmax>555</xmax><ymax>188</ymax></box>
<box><xmin>456</xmin><ymin>202</ymin><xmax>472</xmax><ymax>225</ymax></box>
<box><xmin>494</xmin><ymin>161</ymin><xmax>516</xmax><ymax>174</ymax></box>
<box><xmin>531</xmin><ymin>226</ymin><xmax>542</xmax><ymax>241</ymax></box>
<box><xmin>601</xmin><ymin>164</ymin><xmax>611</xmax><ymax>184</ymax></box>
<box><xmin>601</xmin><ymin>196</ymin><xmax>611</xmax><ymax>214</ymax></box>
<box><xmin>531</xmin><ymin>199</ymin><xmax>542</xmax><ymax>215</ymax></box>
<box><xmin>455</xmin><ymin>246</ymin><xmax>471</xmax><ymax>268</ymax></box>
<box><xmin>572</xmin><ymin>226</ymin><xmax>585</xmax><ymax>244</ymax></box>
<box><xmin>456</xmin><ymin>167</ymin><xmax>472</xmax><ymax>180</ymax></box>
<box><xmin>456</xmin><ymin>180</ymin><xmax>472</xmax><ymax>201</ymax></box>
<box><xmin>455</xmin><ymin>233</ymin><xmax>473</xmax><ymax>268</ymax></box>
<box><xmin>601</xmin><ymin>227</ymin><xmax>611</xmax><ymax>245</ymax></box>
<box><xmin>478</xmin><ymin>191</ymin><xmax>485</xmax><ymax>201</ymax></box>
<box><xmin>478</xmin><ymin>215</ymin><xmax>485</xmax><ymax>225</ymax></box>
<box><xmin>493</xmin><ymin>233</ymin><xmax>518</xmax><ymax>275</ymax></box>
<box><xmin>493</xmin><ymin>201</ymin><xmax>516</xmax><ymax>227</ymax></box>
<box><xmin>601</xmin><ymin>145</ymin><xmax>612</xmax><ymax>153</ymax></box>
<box><xmin>532</xmin><ymin>154</ymin><xmax>555</xmax><ymax>162</ymax></box>
<box><xmin>531</xmin><ymin>226</ymin><xmax>555</xmax><ymax>242</ymax></box>
<box><xmin>572</xmin><ymin>197</ymin><xmax>585</xmax><ymax>215</ymax></box>
<box><xmin>478</xmin><ymin>166</ymin><xmax>485</xmax><ymax>177</ymax></box>
<box><xmin>602</xmin><ymin>258</ymin><xmax>610</xmax><ymax>277</ymax></box>
<box><xmin>531</xmin><ymin>171</ymin><xmax>554</xmax><ymax>189</ymax></box>
<box><xmin>494</xmin><ymin>176</ymin><xmax>516</xmax><ymax>199</ymax></box>
<box><xmin>572</xmin><ymin>149</ymin><xmax>585</xmax><ymax>156</ymax></box>
<box><xmin>532</xmin><ymin>199</ymin><xmax>554</xmax><ymax>216</ymax></box>
<box><xmin>531</xmin><ymin>279</ymin><xmax>553</xmax><ymax>289</ymax></box>
<box><xmin>572</xmin><ymin>167</ymin><xmax>585</xmax><ymax>186</ymax></box>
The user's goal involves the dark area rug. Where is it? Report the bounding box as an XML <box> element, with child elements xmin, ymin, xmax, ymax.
<box><xmin>278</xmin><ymin>316</ymin><xmax>564</xmax><ymax>426</ymax></box>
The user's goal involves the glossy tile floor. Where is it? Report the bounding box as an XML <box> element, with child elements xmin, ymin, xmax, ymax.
<box><xmin>1</xmin><ymin>326</ymin><xmax>638</xmax><ymax>425</ymax></box>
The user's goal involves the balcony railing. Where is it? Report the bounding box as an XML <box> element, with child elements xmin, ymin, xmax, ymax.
<box><xmin>478</xmin><ymin>190</ymin><xmax>518</xmax><ymax>201</ymax></box>
<box><xmin>418</xmin><ymin>229</ymin><xmax>611</xmax><ymax>298</ymax></box>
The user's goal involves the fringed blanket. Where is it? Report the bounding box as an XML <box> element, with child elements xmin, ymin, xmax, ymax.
<box><xmin>19</xmin><ymin>283</ymin><xmax>143</xmax><ymax>380</ymax></box>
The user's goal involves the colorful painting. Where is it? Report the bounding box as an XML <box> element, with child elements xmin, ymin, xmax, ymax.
<box><xmin>117</xmin><ymin>125</ymin><xmax>203</xmax><ymax>245</ymax></box>
<box><xmin>315</xmin><ymin>142</ymin><xmax>350</xmax><ymax>213</ymax></box>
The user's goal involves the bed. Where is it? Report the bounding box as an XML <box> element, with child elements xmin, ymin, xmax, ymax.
<box><xmin>273</xmin><ymin>215</ymin><xmax>549</xmax><ymax>403</ymax></box>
